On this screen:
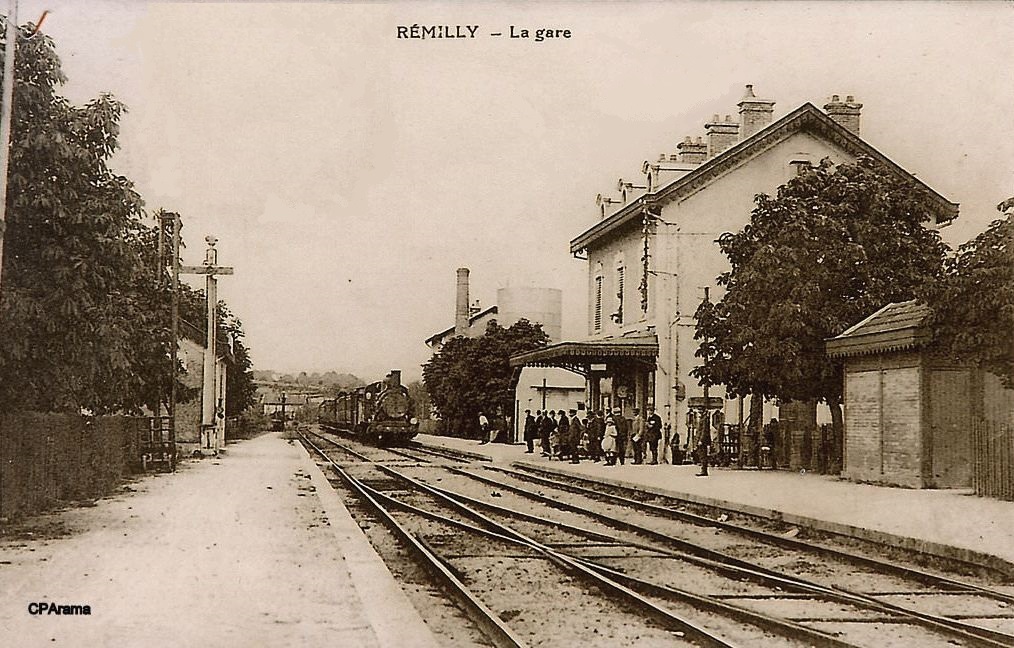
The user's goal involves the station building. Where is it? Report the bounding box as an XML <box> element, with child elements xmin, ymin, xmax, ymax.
<box><xmin>426</xmin><ymin>268</ymin><xmax>585</xmax><ymax>439</ymax></box>
<box><xmin>511</xmin><ymin>85</ymin><xmax>957</xmax><ymax>462</ymax></box>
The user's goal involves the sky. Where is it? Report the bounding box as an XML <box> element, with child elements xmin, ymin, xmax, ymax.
<box><xmin>18</xmin><ymin>0</ymin><xmax>1014</xmax><ymax>381</ymax></box>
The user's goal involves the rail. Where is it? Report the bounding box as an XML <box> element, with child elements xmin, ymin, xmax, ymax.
<box><xmin>494</xmin><ymin>463</ymin><xmax>1014</xmax><ymax>597</ymax></box>
<box><xmin>304</xmin><ymin>428</ymin><xmax>1014</xmax><ymax>648</ymax></box>
<box><xmin>302</xmin><ymin>429</ymin><xmax>742</xmax><ymax>648</ymax></box>
<box><xmin>299</xmin><ymin>431</ymin><xmax>529</xmax><ymax>648</ymax></box>
<box><xmin>448</xmin><ymin>464</ymin><xmax>1014</xmax><ymax>647</ymax></box>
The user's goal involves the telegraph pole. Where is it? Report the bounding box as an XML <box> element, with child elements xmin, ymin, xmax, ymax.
<box><xmin>698</xmin><ymin>286</ymin><xmax>712</xmax><ymax>477</ymax></box>
<box><xmin>159</xmin><ymin>212</ymin><xmax>182</xmax><ymax>457</ymax></box>
<box><xmin>0</xmin><ymin>0</ymin><xmax>18</xmax><ymax>289</ymax></box>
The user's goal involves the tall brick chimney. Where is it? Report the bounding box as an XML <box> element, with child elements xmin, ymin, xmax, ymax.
<box><xmin>737</xmin><ymin>84</ymin><xmax>775</xmax><ymax>139</ymax></box>
<box><xmin>455</xmin><ymin>268</ymin><xmax>470</xmax><ymax>335</ymax></box>
<box><xmin>705</xmin><ymin>114</ymin><xmax>739</xmax><ymax>158</ymax></box>
<box><xmin>824</xmin><ymin>94</ymin><xmax>862</xmax><ymax>135</ymax></box>
<box><xmin>676</xmin><ymin>136</ymin><xmax>707</xmax><ymax>165</ymax></box>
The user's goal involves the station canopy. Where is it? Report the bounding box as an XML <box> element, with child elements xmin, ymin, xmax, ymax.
<box><xmin>509</xmin><ymin>333</ymin><xmax>658</xmax><ymax>376</ymax></box>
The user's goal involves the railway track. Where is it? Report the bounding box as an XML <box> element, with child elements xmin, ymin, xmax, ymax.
<box><xmin>302</xmin><ymin>431</ymin><xmax>746</xmax><ymax>647</ymax></box>
<box><xmin>506</xmin><ymin>462</ymin><xmax>1013</xmax><ymax>581</ymax></box>
<box><xmin>300</xmin><ymin>428</ymin><xmax>1014</xmax><ymax>647</ymax></box>
<box><xmin>461</xmin><ymin>463</ymin><xmax>1014</xmax><ymax>594</ymax></box>
<box><xmin>438</xmin><ymin>464</ymin><xmax>1014</xmax><ymax>646</ymax></box>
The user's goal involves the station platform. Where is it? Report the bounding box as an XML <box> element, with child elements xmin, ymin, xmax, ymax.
<box><xmin>416</xmin><ymin>433</ymin><xmax>1014</xmax><ymax>577</ymax></box>
<box><xmin>0</xmin><ymin>432</ymin><xmax>438</xmax><ymax>648</ymax></box>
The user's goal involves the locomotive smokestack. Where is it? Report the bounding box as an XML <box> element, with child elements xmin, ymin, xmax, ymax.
<box><xmin>455</xmin><ymin>267</ymin><xmax>470</xmax><ymax>335</ymax></box>
<box><xmin>388</xmin><ymin>370</ymin><xmax>401</xmax><ymax>387</ymax></box>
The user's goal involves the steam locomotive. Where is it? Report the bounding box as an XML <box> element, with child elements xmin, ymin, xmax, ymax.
<box><xmin>317</xmin><ymin>369</ymin><xmax>419</xmax><ymax>445</ymax></box>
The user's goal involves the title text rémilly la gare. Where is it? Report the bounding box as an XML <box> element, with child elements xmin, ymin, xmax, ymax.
<box><xmin>396</xmin><ymin>25</ymin><xmax>572</xmax><ymax>42</ymax></box>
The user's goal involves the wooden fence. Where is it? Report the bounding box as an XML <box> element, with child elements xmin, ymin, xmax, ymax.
<box><xmin>750</xmin><ymin>421</ymin><xmax>842</xmax><ymax>474</ymax></box>
<box><xmin>971</xmin><ymin>419</ymin><xmax>1014</xmax><ymax>501</ymax></box>
<box><xmin>0</xmin><ymin>413</ymin><xmax>146</xmax><ymax>521</ymax></box>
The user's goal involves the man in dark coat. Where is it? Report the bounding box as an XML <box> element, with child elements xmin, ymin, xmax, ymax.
<box><xmin>539</xmin><ymin>410</ymin><xmax>555</xmax><ymax>457</ymax></box>
<box><xmin>670</xmin><ymin>426</ymin><xmax>685</xmax><ymax>464</ymax></box>
<box><xmin>523</xmin><ymin>409</ymin><xmax>536</xmax><ymax>453</ymax></box>
<box><xmin>697</xmin><ymin>413</ymin><xmax>712</xmax><ymax>477</ymax></box>
<box><xmin>557</xmin><ymin>410</ymin><xmax>570</xmax><ymax>460</ymax></box>
<box><xmin>586</xmin><ymin>411</ymin><xmax>603</xmax><ymax>462</ymax></box>
<box><xmin>613</xmin><ymin>408</ymin><xmax>629</xmax><ymax>465</ymax></box>
<box><xmin>645</xmin><ymin>406</ymin><xmax>663</xmax><ymax>464</ymax></box>
<box><xmin>567</xmin><ymin>409</ymin><xmax>583</xmax><ymax>464</ymax></box>
<box><xmin>534</xmin><ymin>410</ymin><xmax>546</xmax><ymax>453</ymax></box>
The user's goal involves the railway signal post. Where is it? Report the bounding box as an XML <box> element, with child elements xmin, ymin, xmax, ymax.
<box><xmin>182</xmin><ymin>236</ymin><xmax>233</xmax><ymax>453</ymax></box>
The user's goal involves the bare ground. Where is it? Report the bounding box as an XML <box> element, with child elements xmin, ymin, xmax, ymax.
<box><xmin>0</xmin><ymin>433</ymin><xmax>383</xmax><ymax>648</ymax></box>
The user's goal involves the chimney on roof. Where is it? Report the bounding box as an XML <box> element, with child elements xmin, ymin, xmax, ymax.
<box><xmin>455</xmin><ymin>268</ymin><xmax>470</xmax><ymax>335</ymax></box>
<box><xmin>705</xmin><ymin>114</ymin><xmax>739</xmax><ymax>159</ymax></box>
<box><xmin>676</xmin><ymin>136</ymin><xmax>707</xmax><ymax>165</ymax></box>
<box><xmin>737</xmin><ymin>84</ymin><xmax>775</xmax><ymax>139</ymax></box>
<box><xmin>824</xmin><ymin>94</ymin><xmax>862</xmax><ymax>135</ymax></box>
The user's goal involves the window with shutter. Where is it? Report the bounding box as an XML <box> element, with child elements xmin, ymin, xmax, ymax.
<box><xmin>615</xmin><ymin>266</ymin><xmax>624</xmax><ymax>324</ymax></box>
<box><xmin>594</xmin><ymin>276</ymin><xmax>603</xmax><ymax>331</ymax></box>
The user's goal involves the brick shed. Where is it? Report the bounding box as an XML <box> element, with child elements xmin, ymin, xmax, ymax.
<box><xmin>827</xmin><ymin>301</ymin><xmax>982</xmax><ymax>489</ymax></box>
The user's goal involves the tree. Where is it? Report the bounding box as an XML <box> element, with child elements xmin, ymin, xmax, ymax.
<box><xmin>927</xmin><ymin>197</ymin><xmax>1014</xmax><ymax>387</ymax></box>
<box><xmin>406</xmin><ymin>380</ymin><xmax>431</xmax><ymax>419</ymax></box>
<box><xmin>219</xmin><ymin>308</ymin><xmax>257</xmax><ymax>416</ymax></box>
<box><xmin>0</xmin><ymin>15</ymin><xmax>255</xmax><ymax>416</ymax></box>
<box><xmin>692</xmin><ymin>157</ymin><xmax>949</xmax><ymax>434</ymax></box>
<box><xmin>320</xmin><ymin>373</ymin><xmax>365</xmax><ymax>397</ymax></box>
<box><xmin>0</xmin><ymin>21</ymin><xmax>157</xmax><ymax>413</ymax></box>
<box><xmin>423</xmin><ymin>319</ymin><xmax>549</xmax><ymax>436</ymax></box>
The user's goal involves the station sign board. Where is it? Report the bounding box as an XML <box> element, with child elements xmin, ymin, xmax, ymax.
<box><xmin>687</xmin><ymin>396</ymin><xmax>724</xmax><ymax>409</ymax></box>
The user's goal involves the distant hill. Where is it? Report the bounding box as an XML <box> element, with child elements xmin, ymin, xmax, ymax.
<box><xmin>253</xmin><ymin>370</ymin><xmax>364</xmax><ymax>390</ymax></box>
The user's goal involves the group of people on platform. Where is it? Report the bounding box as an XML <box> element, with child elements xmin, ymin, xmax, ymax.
<box><xmin>520</xmin><ymin>406</ymin><xmax>671</xmax><ymax>466</ymax></box>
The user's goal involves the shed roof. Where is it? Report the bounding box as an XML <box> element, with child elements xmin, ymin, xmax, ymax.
<box><xmin>825</xmin><ymin>300</ymin><xmax>932</xmax><ymax>358</ymax></box>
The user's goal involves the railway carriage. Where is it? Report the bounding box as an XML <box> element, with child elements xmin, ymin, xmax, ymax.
<box><xmin>317</xmin><ymin>370</ymin><xmax>419</xmax><ymax>445</ymax></box>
